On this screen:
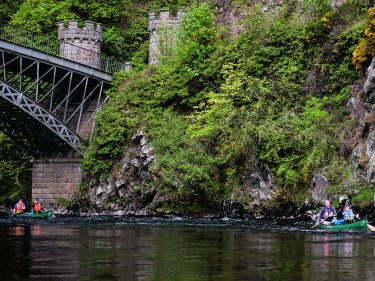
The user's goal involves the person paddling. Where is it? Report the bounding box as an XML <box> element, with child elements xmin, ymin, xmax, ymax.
<box><xmin>32</xmin><ymin>198</ymin><xmax>45</xmax><ymax>214</ymax></box>
<box><xmin>317</xmin><ymin>200</ymin><xmax>337</xmax><ymax>225</ymax></box>
<box><xmin>342</xmin><ymin>202</ymin><xmax>359</xmax><ymax>223</ymax></box>
<box><xmin>342</xmin><ymin>202</ymin><xmax>375</xmax><ymax>231</ymax></box>
<box><xmin>12</xmin><ymin>199</ymin><xmax>26</xmax><ymax>214</ymax></box>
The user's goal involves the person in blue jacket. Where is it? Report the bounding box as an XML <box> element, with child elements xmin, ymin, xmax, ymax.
<box><xmin>318</xmin><ymin>200</ymin><xmax>337</xmax><ymax>224</ymax></box>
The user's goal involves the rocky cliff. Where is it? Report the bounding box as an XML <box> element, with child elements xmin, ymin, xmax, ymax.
<box><xmin>349</xmin><ymin>58</ymin><xmax>375</xmax><ymax>188</ymax></box>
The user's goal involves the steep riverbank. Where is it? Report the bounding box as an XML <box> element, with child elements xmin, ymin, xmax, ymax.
<box><xmin>75</xmin><ymin>1</ymin><xmax>375</xmax><ymax>220</ymax></box>
<box><xmin>63</xmin><ymin>192</ymin><xmax>375</xmax><ymax>226</ymax></box>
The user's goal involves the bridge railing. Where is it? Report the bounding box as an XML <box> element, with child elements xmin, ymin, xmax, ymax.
<box><xmin>0</xmin><ymin>22</ymin><xmax>130</xmax><ymax>74</ymax></box>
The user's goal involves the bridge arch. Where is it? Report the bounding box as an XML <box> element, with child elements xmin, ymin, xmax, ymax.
<box><xmin>0</xmin><ymin>80</ymin><xmax>86</xmax><ymax>156</ymax></box>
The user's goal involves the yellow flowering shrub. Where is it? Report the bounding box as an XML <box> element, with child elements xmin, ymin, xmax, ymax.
<box><xmin>353</xmin><ymin>7</ymin><xmax>375</xmax><ymax>69</ymax></box>
<box><xmin>353</xmin><ymin>40</ymin><xmax>373</xmax><ymax>69</ymax></box>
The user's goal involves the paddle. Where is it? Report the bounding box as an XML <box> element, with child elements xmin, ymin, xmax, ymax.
<box><xmin>352</xmin><ymin>215</ymin><xmax>375</xmax><ymax>231</ymax></box>
<box><xmin>367</xmin><ymin>221</ymin><xmax>375</xmax><ymax>232</ymax></box>
<box><xmin>311</xmin><ymin>216</ymin><xmax>329</xmax><ymax>229</ymax></box>
<box><xmin>345</xmin><ymin>211</ymin><xmax>361</xmax><ymax>222</ymax></box>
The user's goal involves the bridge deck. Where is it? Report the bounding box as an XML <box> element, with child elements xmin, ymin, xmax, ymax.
<box><xmin>0</xmin><ymin>40</ymin><xmax>113</xmax><ymax>82</ymax></box>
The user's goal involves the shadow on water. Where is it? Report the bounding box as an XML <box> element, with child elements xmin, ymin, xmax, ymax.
<box><xmin>0</xmin><ymin>216</ymin><xmax>375</xmax><ymax>281</ymax></box>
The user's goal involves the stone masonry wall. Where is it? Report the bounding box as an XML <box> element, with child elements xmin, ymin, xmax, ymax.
<box><xmin>31</xmin><ymin>159</ymin><xmax>82</xmax><ymax>209</ymax></box>
<box><xmin>58</xmin><ymin>20</ymin><xmax>103</xmax><ymax>68</ymax></box>
<box><xmin>148</xmin><ymin>9</ymin><xmax>185</xmax><ymax>64</ymax></box>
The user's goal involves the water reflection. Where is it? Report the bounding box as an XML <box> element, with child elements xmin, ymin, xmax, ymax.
<box><xmin>307</xmin><ymin>234</ymin><xmax>375</xmax><ymax>280</ymax></box>
<box><xmin>0</xmin><ymin>219</ymin><xmax>375</xmax><ymax>281</ymax></box>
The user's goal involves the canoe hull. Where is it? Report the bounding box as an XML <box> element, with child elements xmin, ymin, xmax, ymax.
<box><xmin>12</xmin><ymin>210</ymin><xmax>54</xmax><ymax>218</ymax></box>
<box><xmin>318</xmin><ymin>219</ymin><xmax>368</xmax><ymax>231</ymax></box>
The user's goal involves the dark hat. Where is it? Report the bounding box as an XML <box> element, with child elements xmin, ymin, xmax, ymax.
<box><xmin>345</xmin><ymin>201</ymin><xmax>351</xmax><ymax>206</ymax></box>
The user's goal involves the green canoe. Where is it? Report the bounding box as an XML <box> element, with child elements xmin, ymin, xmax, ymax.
<box><xmin>318</xmin><ymin>219</ymin><xmax>368</xmax><ymax>231</ymax></box>
<box><xmin>11</xmin><ymin>210</ymin><xmax>54</xmax><ymax>218</ymax></box>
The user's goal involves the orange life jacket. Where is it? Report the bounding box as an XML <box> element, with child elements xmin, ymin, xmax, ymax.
<box><xmin>33</xmin><ymin>202</ymin><xmax>42</xmax><ymax>212</ymax></box>
<box><xmin>15</xmin><ymin>202</ymin><xmax>25</xmax><ymax>213</ymax></box>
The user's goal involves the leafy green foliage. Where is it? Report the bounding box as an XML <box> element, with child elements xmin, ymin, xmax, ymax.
<box><xmin>147</xmin><ymin>109</ymin><xmax>216</xmax><ymax>200</ymax></box>
<box><xmin>257</xmin><ymin>98</ymin><xmax>335</xmax><ymax>188</ymax></box>
<box><xmin>302</xmin><ymin>0</ymin><xmax>331</xmax><ymax>19</ymax></box>
<box><xmin>352</xmin><ymin>186</ymin><xmax>375</xmax><ymax>205</ymax></box>
<box><xmin>185</xmin><ymin>2</ymin><xmax>364</xmax><ymax>197</ymax></box>
<box><xmin>82</xmin><ymin>71</ymin><xmax>140</xmax><ymax>180</ymax></box>
<box><xmin>174</xmin><ymin>2</ymin><xmax>219</xmax><ymax>69</ymax></box>
<box><xmin>10</xmin><ymin>0</ymin><xmax>78</xmax><ymax>34</ymax></box>
<box><xmin>0</xmin><ymin>0</ymin><xmax>22</xmax><ymax>22</ymax></box>
<box><xmin>325</xmin><ymin>157</ymin><xmax>358</xmax><ymax>194</ymax></box>
<box><xmin>353</xmin><ymin>5</ymin><xmax>375</xmax><ymax>69</ymax></box>
<box><xmin>82</xmin><ymin>102</ymin><xmax>126</xmax><ymax>179</ymax></box>
<box><xmin>0</xmin><ymin>133</ymin><xmax>31</xmax><ymax>205</ymax></box>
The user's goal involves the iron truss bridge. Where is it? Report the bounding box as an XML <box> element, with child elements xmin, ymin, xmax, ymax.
<box><xmin>0</xmin><ymin>40</ymin><xmax>113</xmax><ymax>157</ymax></box>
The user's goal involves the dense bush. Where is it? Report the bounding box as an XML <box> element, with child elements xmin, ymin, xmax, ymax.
<box><xmin>0</xmin><ymin>133</ymin><xmax>31</xmax><ymax>205</ymax></box>
<box><xmin>174</xmin><ymin>2</ymin><xmax>218</xmax><ymax>69</ymax></box>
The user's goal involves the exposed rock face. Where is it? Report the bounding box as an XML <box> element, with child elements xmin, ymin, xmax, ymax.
<box><xmin>311</xmin><ymin>173</ymin><xmax>329</xmax><ymax>203</ymax></box>
<box><xmin>85</xmin><ymin>128</ymin><xmax>278</xmax><ymax>215</ymax></box>
<box><xmin>226</xmin><ymin>165</ymin><xmax>275</xmax><ymax>208</ymax></box>
<box><xmin>352</xmin><ymin>133</ymin><xmax>375</xmax><ymax>183</ymax></box>
<box><xmin>214</xmin><ymin>0</ymin><xmax>249</xmax><ymax>37</ymax></box>
<box><xmin>213</xmin><ymin>0</ymin><xmax>284</xmax><ymax>37</ymax></box>
<box><xmin>364</xmin><ymin>58</ymin><xmax>375</xmax><ymax>103</ymax></box>
<box><xmin>244</xmin><ymin>165</ymin><xmax>275</xmax><ymax>205</ymax></box>
<box><xmin>347</xmin><ymin>57</ymin><xmax>375</xmax><ymax>185</ymax></box>
<box><xmin>87</xmin><ymin>131</ymin><xmax>159</xmax><ymax>214</ymax></box>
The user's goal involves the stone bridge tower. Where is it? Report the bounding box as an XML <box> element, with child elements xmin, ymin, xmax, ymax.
<box><xmin>148</xmin><ymin>9</ymin><xmax>186</xmax><ymax>64</ymax></box>
<box><xmin>58</xmin><ymin>20</ymin><xmax>103</xmax><ymax>68</ymax></box>
<box><xmin>32</xmin><ymin>21</ymin><xmax>105</xmax><ymax>209</ymax></box>
<box><xmin>57</xmin><ymin>20</ymin><xmax>106</xmax><ymax>141</ymax></box>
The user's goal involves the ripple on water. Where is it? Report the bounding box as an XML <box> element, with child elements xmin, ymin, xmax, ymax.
<box><xmin>0</xmin><ymin>215</ymin><xmax>374</xmax><ymax>236</ymax></box>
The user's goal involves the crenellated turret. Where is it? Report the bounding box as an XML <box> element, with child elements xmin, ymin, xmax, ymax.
<box><xmin>58</xmin><ymin>20</ymin><xmax>103</xmax><ymax>68</ymax></box>
<box><xmin>148</xmin><ymin>9</ymin><xmax>186</xmax><ymax>65</ymax></box>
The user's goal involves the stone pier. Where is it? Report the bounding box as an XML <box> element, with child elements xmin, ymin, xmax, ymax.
<box><xmin>31</xmin><ymin>158</ymin><xmax>82</xmax><ymax>208</ymax></box>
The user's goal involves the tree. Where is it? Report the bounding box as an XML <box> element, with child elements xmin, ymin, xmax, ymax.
<box><xmin>174</xmin><ymin>2</ymin><xmax>218</xmax><ymax>69</ymax></box>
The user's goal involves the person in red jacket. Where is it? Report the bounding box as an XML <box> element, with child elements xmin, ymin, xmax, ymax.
<box><xmin>32</xmin><ymin>198</ymin><xmax>45</xmax><ymax>214</ymax></box>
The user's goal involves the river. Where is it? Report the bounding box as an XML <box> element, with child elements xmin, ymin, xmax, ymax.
<box><xmin>0</xmin><ymin>216</ymin><xmax>374</xmax><ymax>281</ymax></box>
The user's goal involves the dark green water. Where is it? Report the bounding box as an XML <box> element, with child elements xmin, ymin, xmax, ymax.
<box><xmin>0</xmin><ymin>217</ymin><xmax>374</xmax><ymax>281</ymax></box>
